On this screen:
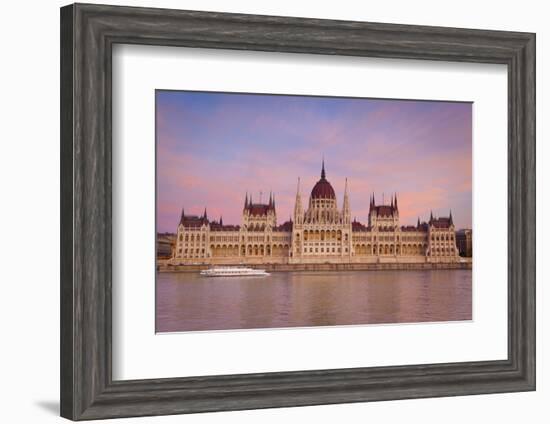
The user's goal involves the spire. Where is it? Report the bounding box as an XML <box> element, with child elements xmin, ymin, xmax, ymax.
<box><xmin>391</xmin><ymin>194</ymin><xmax>394</xmax><ymax>208</ymax></box>
<box><xmin>394</xmin><ymin>193</ymin><xmax>398</xmax><ymax>211</ymax></box>
<box><xmin>272</xmin><ymin>193</ymin><xmax>276</xmax><ymax>209</ymax></box>
<box><xmin>343</xmin><ymin>178</ymin><xmax>350</xmax><ymax>224</ymax></box>
<box><xmin>417</xmin><ymin>216</ymin><xmax>420</xmax><ymax>227</ymax></box>
<box><xmin>180</xmin><ymin>207</ymin><xmax>185</xmax><ymax>224</ymax></box>
<box><xmin>203</xmin><ymin>207</ymin><xmax>208</xmax><ymax>220</ymax></box>
<box><xmin>321</xmin><ymin>157</ymin><xmax>326</xmax><ymax>179</ymax></box>
<box><xmin>220</xmin><ymin>216</ymin><xmax>223</xmax><ymax>226</ymax></box>
<box><xmin>244</xmin><ymin>192</ymin><xmax>248</xmax><ymax>209</ymax></box>
<box><xmin>269</xmin><ymin>191</ymin><xmax>273</xmax><ymax>207</ymax></box>
<box><xmin>449</xmin><ymin>210</ymin><xmax>453</xmax><ymax>225</ymax></box>
<box><xmin>294</xmin><ymin>177</ymin><xmax>303</xmax><ymax>224</ymax></box>
<box><xmin>430</xmin><ymin>210</ymin><xmax>433</xmax><ymax>222</ymax></box>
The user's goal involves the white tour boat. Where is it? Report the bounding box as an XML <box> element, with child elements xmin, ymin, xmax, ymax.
<box><xmin>200</xmin><ymin>266</ymin><xmax>270</xmax><ymax>277</ymax></box>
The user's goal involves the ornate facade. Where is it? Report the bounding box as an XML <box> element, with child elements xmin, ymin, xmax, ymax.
<box><xmin>170</xmin><ymin>162</ymin><xmax>460</xmax><ymax>265</ymax></box>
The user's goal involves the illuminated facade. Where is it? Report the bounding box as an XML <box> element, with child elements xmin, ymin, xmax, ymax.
<box><xmin>170</xmin><ymin>162</ymin><xmax>460</xmax><ymax>265</ymax></box>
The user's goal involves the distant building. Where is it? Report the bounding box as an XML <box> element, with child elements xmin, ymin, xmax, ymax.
<box><xmin>456</xmin><ymin>229</ymin><xmax>473</xmax><ymax>257</ymax></box>
<box><xmin>157</xmin><ymin>233</ymin><xmax>176</xmax><ymax>259</ymax></box>
<box><xmin>170</xmin><ymin>161</ymin><xmax>460</xmax><ymax>265</ymax></box>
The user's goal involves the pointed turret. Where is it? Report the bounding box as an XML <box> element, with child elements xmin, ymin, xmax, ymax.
<box><xmin>321</xmin><ymin>158</ymin><xmax>326</xmax><ymax>179</ymax></box>
<box><xmin>243</xmin><ymin>192</ymin><xmax>248</xmax><ymax>210</ymax></box>
<box><xmin>342</xmin><ymin>178</ymin><xmax>351</xmax><ymax>224</ymax></box>
<box><xmin>391</xmin><ymin>194</ymin><xmax>394</xmax><ymax>209</ymax></box>
<box><xmin>269</xmin><ymin>191</ymin><xmax>273</xmax><ymax>207</ymax></box>
<box><xmin>417</xmin><ymin>217</ymin><xmax>420</xmax><ymax>228</ymax></box>
<box><xmin>344</xmin><ymin>178</ymin><xmax>348</xmax><ymax>196</ymax></box>
<box><xmin>394</xmin><ymin>193</ymin><xmax>398</xmax><ymax>211</ymax></box>
<box><xmin>272</xmin><ymin>193</ymin><xmax>276</xmax><ymax>209</ymax></box>
<box><xmin>430</xmin><ymin>210</ymin><xmax>434</xmax><ymax>222</ymax></box>
<box><xmin>203</xmin><ymin>207</ymin><xmax>208</xmax><ymax>220</ymax></box>
<box><xmin>179</xmin><ymin>207</ymin><xmax>185</xmax><ymax>224</ymax></box>
<box><xmin>220</xmin><ymin>216</ymin><xmax>223</xmax><ymax>226</ymax></box>
<box><xmin>449</xmin><ymin>210</ymin><xmax>453</xmax><ymax>225</ymax></box>
<box><xmin>294</xmin><ymin>177</ymin><xmax>303</xmax><ymax>225</ymax></box>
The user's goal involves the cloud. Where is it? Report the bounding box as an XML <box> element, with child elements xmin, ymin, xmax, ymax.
<box><xmin>155</xmin><ymin>92</ymin><xmax>472</xmax><ymax>232</ymax></box>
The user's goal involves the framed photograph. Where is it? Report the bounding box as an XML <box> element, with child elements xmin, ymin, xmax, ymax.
<box><xmin>60</xmin><ymin>3</ymin><xmax>535</xmax><ymax>420</ymax></box>
<box><xmin>156</xmin><ymin>90</ymin><xmax>474</xmax><ymax>333</ymax></box>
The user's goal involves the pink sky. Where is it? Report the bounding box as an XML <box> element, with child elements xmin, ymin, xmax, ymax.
<box><xmin>156</xmin><ymin>91</ymin><xmax>472</xmax><ymax>232</ymax></box>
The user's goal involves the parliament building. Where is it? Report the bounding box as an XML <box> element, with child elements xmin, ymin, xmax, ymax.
<box><xmin>169</xmin><ymin>162</ymin><xmax>460</xmax><ymax>265</ymax></box>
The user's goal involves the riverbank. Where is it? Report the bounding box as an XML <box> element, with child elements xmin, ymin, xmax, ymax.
<box><xmin>158</xmin><ymin>261</ymin><xmax>472</xmax><ymax>273</ymax></box>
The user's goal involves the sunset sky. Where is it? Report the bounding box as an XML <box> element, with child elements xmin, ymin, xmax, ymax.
<box><xmin>156</xmin><ymin>90</ymin><xmax>472</xmax><ymax>233</ymax></box>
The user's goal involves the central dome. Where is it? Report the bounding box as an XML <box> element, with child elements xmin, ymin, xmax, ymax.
<box><xmin>311</xmin><ymin>161</ymin><xmax>336</xmax><ymax>199</ymax></box>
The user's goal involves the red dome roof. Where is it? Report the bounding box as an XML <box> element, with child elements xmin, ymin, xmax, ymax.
<box><xmin>311</xmin><ymin>160</ymin><xmax>336</xmax><ymax>199</ymax></box>
<box><xmin>311</xmin><ymin>178</ymin><xmax>336</xmax><ymax>199</ymax></box>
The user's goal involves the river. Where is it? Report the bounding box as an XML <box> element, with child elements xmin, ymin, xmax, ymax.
<box><xmin>156</xmin><ymin>269</ymin><xmax>472</xmax><ymax>332</ymax></box>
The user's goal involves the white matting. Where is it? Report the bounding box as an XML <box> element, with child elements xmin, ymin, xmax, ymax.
<box><xmin>112</xmin><ymin>44</ymin><xmax>508</xmax><ymax>380</ymax></box>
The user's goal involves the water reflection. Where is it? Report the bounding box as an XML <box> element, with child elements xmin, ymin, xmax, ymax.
<box><xmin>156</xmin><ymin>270</ymin><xmax>472</xmax><ymax>332</ymax></box>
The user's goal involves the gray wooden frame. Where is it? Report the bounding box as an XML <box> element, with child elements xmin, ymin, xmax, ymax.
<box><xmin>60</xmin><ymin>3</ymin><xmax>536</xmax><ymax>421</ymax></box>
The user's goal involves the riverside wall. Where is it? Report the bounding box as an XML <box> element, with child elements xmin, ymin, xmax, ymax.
<box><xmin>158</xmin><ymin>260</ymin><xmax>472</xmax><ymax>273</ymax></box>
